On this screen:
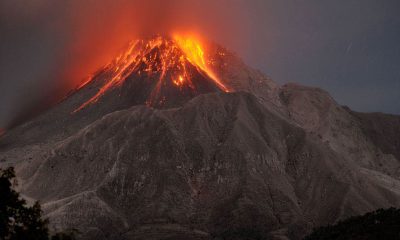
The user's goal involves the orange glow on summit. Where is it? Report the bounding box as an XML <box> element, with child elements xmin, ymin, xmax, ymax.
<box><xmin>74</xmin><ymin>35</ymin><xmax>230</xmax><ymax>112</ymax></box>
<box><xmin>173</xmin><ymin>35</ymin><xmax>229</xmax><ymax>92</ymax></box>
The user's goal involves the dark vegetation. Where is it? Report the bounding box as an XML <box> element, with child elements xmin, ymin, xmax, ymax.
<box><xmin>0</xmin><ymin>167</ymin><xmax>76</xmax><ymax>240</ymax></box>
<box><xmin>304</xmin><ymin>208</ymin><xmax>400</xmax><ymax>240</ymax></box>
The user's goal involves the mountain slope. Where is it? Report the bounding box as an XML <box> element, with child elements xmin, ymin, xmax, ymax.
<box><xmin>0</xmin><ymin>37</ymin><xmax>399</xmax><ymax>240</ymax></box>
<box><xmin>279</xmin><ymin>83</ymin><xmax>400</xmax><ymax>178</ymax></box>
<box><xmin>1</xmin><ymin>92</ymin><xmax>399</xmax><ymax>240</ymax></box>
<box><xmin>349</xmin><ymin>111</ymin><xmax>400</xmax><ymax>161</ymax></box>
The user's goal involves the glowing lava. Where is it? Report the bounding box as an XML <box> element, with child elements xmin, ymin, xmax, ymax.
<box><xmin>173</xmin><ymin>35</ymin><xmax>229</xmax><ymax>92</ymax></box>
<box><xmin>73</xmin><ymin>35</ymin><xmax>229</xmax><ymax>113</ymax></box>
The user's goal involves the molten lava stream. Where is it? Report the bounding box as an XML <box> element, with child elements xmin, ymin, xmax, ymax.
<box><xmin>173</xmin><ymin>35</ymin><xmax>229</xmax><ymax>92</ymax></box>
<box><xmin>73</xmin><ymin>40</ymin><xmax>141</xmax><ymax>113</ymax></box>
<box><xmin>73</xmin><ymin>35</ymin><xmax>230</xmax><ymax>113</ymax></box>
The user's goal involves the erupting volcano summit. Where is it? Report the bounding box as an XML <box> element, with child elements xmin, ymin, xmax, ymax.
<box><xmin>73</xmin><ymin>35</ymin><xmax>231</xmax><ymax>112</ymax></box>
<box><xmin>1</xmin><ymin>29</ymin><xmax>400</xmax><ymax>240</ymax></box>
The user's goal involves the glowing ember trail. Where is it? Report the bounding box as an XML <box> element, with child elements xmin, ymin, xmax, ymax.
<box><xmin>73</xmin><ymin>35</ymin><xmax>230</xmax><ymax>113</ymax></box>
<box><xmin>173</xmin><ymin>35</ymin><xmax>229</xmax><ymax>92</ymax></box>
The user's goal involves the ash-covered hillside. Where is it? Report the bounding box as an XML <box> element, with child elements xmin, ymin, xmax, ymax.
<box><xmin>0</xmin><ymin>36</ymin><xmax>399</xmax><ymax>240</ymax></box>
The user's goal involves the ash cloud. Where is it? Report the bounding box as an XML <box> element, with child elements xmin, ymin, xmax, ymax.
<box><xmin>0</xmin><ymin>0</ymin><xmax>251</xmax><ymax>128</ymax></box>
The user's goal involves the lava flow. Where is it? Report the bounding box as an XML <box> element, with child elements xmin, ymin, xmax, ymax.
<box><xmin>73</xmin><ymin>35</ymin><xmax>230</xmax><ymax>112</ymax></box>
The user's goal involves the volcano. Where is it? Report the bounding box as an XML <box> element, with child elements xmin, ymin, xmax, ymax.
<box><xmin>1</xmin><ymin>35</ymin><xmax>400</xmax><ymax>240</ymax></box>
<box><xmin>0</xmin><ymin>35</ymin><xmax>238</xmax><ymax>146</ymax></box>
<box><xmin>73</xmin><ymin>35</ymin><xmax>230</xmax><ymax>113</ymax></box>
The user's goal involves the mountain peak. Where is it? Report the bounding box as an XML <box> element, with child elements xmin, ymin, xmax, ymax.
<box><xmin>73</xmin><ymin>35</ymin><xmax>231</xmax><ymax>112</ymax></box>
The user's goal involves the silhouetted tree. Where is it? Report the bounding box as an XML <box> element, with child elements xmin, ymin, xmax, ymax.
<box><xmin>0</xmin><ymin>167</ymin><xmax>76</xmax><ymax>240</ymax></box>
<box><xmin>304</xmin><ymin>208</ymin><xmax>400</xmax><ymax>240</ymax></box>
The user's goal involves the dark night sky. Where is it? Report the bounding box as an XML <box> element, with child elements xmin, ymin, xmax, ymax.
<box><xmin>1</xmin><ymin>0</ymin><xmax>400</xmax><ymax>128</ymax></box>
<box><xmin>240</xmin><ymin>0</ymin><xmax>400</xmax><ymax>115</ymax></box>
